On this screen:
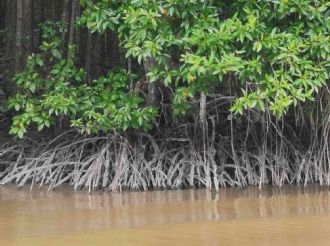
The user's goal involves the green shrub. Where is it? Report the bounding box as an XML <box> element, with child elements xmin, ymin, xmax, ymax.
<box><xmin>80</xmin><ymin>0</ymin><xmax>330</xmax><ymax>117</ymax></box>
<box><xmin>9</xmin><ymin>21</ymin><xmax>157</xmax><ymax>138</ymax></box>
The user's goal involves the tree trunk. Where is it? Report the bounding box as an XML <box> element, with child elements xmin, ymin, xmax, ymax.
<box><xmin>200</xmin><ymin>92</ymin><xmax>207</xmax><ymax>124</ymax></box>
<box><xmin>24</xmin><ymin>0</ymin><xmax>33</xmax><ymax>55</ymax></box>
<box><xmin>61</xmin><ymin>0</ymin><xmax>70</xmax><ymax>25</ymax></box>
<box><xmin>85</xmin><ymin>31</ymin><xmax>94</xmax><ymax>82</ymax></box>
<box><xmin>32</xmin><ymin>0</ymin><xmax>42</xmax><ymax>52</ymax></box>
<box><xmin>144</xmin><ymin>57</ymin><xmax>160</xmax><ymax>106</ymax></box>
<box><xmin>15</xmin><ymin>0</ymin><xmax>24</xmax><ymax>72</ymax></box>
<box><xmin>68</xmin><ymin>0</ymin><xmax>78</xmax><ymax>46</ymax></box>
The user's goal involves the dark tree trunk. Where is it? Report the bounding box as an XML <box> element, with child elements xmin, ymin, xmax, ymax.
<box><xmin>32</xmin><ymin>0</ymin><xmax>42</xmax><ymax>52</ymax></box>
<box><xmin>15</xmin><ymin>0</ymin><xmax>24</xmax><ymax>72</ymax></box>
<box><xmin>144</xmin><ymin>57</ymin><xmax>160</xmax><ymax>106</ymax></box>
<box><xmin>24</xmin><ymin>0</ymin><xmax>33</xmax><ymax>55</ymax></box>
<box><xmin>68</xmin><ymin>0</ymin><xmax>78</xmax><ymax>47</ymax></box>
<box><xmin>85</xmin><ymin>31</ymin><xmax>94</xmax><ymax>83</ymax></box>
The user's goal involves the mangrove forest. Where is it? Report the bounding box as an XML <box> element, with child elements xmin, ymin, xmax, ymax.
<box><xmin>0</xmin><ymin>0</ymin><xmax>330</xmax><ymax>191</ymax></box>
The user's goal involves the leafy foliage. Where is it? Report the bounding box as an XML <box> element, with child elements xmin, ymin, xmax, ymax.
<box><xmin>80</xmin><ymin>0</ymin><xmax>330</xmax><ymax>117</ymax></box>
<box><xmin>9</xmin><ymin>21</ymin><xmax>157</xmax><ymax>137</ymax></box>
<box><xmin>8</xmin><ymin>1</ymin><xmax>330</xmax><ymax>137</ymax></box>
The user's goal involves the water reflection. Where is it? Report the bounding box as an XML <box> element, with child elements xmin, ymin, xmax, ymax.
<box><xmin>0</xmin><ymin>185</ymin><xmax>330</xmax><ymax>245</ymax></box>
<box><xmin>1</xmin><ymin>185</ymin><xmax>330</xmax><ymax>245</ymax></box>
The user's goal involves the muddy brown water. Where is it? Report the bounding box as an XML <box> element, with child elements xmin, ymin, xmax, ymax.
<box><xmin>1</xmin><ymin>185</ymin><xmax>330</xmax><ymax>245</ymax></box>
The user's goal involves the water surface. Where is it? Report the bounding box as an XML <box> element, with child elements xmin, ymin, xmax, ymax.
<box><xmin>1</xmin><ymin>185</ymin><xmax>330</xmax><ymax>245</ymax></box>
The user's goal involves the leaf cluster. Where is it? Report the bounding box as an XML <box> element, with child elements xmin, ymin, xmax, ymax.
<box><xmin>9</xmin><ymin>21</ymin><xmax>157</xmax><ymax>137</ymax></box>
<box><xmin>80</xmin><ymin>0</ymin><xmax>330</xmax><ymax>117</ymax></box>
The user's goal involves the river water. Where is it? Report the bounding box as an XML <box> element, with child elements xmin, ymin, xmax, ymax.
<box><xmin>1</xmin><ymin>185</ymin><xmax>330</xmax><ymax>245</ymax></box>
